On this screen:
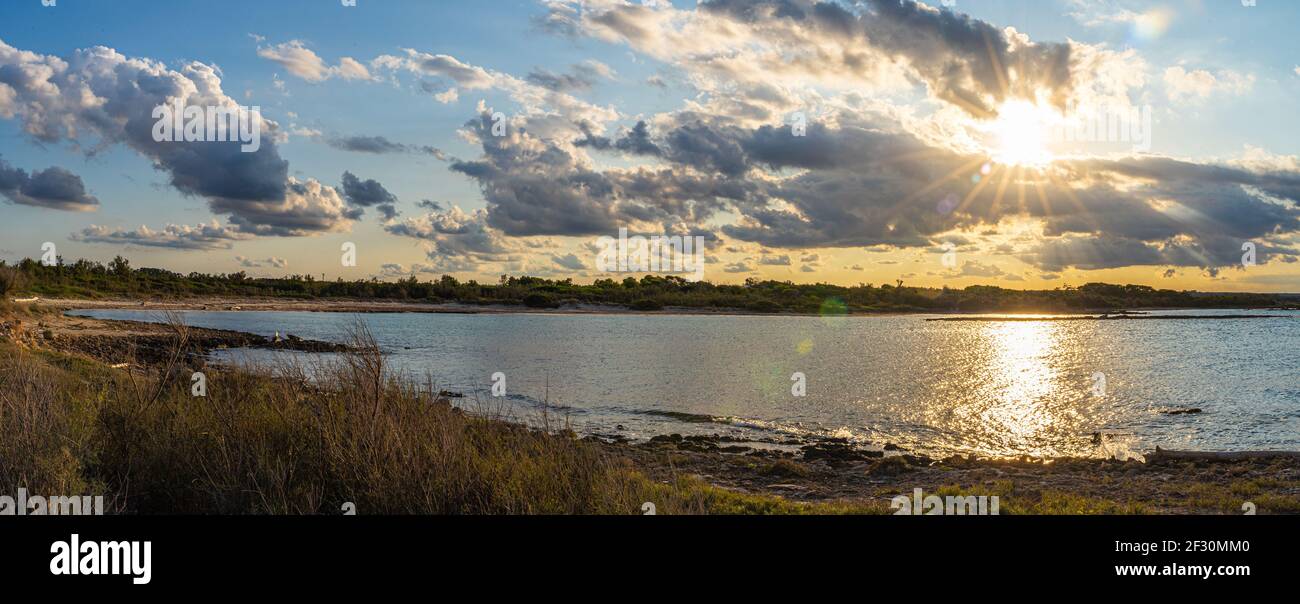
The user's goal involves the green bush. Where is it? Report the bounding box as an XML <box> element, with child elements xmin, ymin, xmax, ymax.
<box><xmin>630</xmin><ymin>298</ymin><xmax>663</xmax><ymax>311</ymax></box>
<box><xmin>522</xmin><ymin>292</ymin><xmax>557</xmax><ymax>308</ymax></box>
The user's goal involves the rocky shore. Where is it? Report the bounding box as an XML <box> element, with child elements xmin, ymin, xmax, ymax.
<box><xmin>1</xmin><ymin>308</ymin><xmax>346</xmax><ymax>366</ymax></box>
<box><xmin>582</xmin><ymin>431</ymin><xmax>1300</xmax><ymax>514</ymax></box>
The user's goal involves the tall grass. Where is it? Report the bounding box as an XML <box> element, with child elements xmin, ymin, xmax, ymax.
<box><xmin>1</xmin><ymin>317</ymin><xmax>872</xmax><ymax>514</ymax></box>
<box><xmin>0</xmin><ymin>266</ymin><xmax>22</xmax><ymax>297</ymax></box>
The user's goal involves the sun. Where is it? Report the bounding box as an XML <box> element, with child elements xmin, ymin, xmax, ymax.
<box><xmin>985</xmin><ymin>100</ymin><xmax>1055</xmax><ymax>168</ymax></box>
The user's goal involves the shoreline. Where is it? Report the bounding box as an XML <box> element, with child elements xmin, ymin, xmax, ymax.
<box><xmin>27</xmin><ymin>295</ymin><xmax>1300</xmax><ymax>319</ymax></box>
<box><xmin>604</xmin><ymin>436</ymin><xmax>1300</xmax><ymax>513</ymax></box>
<box><xmin>7</xmin><ymin>299</ymin><xmax>1300</xmax><ymax>513</ymax></box>
<box><xmin>30</xmin><ymin>299</ymin><xmax>1300</xmax><ymax>458</ymax></box>
<box><xmin>3</xmin><ymin>304</ymin><xmax>346</xmax><ymax>366</ymax></box>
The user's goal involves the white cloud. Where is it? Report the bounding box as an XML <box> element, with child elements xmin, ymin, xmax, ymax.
<box><xmin>1163</xmin><ymin>66</ymin><xmax>1255</xmax><ymax>103</ymax></box>
<box><xmin>257</xmin><ymin>40</ymin><xmax>372</xmax><ymax>82</ymax></box>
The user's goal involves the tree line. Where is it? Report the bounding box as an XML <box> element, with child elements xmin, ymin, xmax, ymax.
<box><xmin>1</xmin><ymin>256</ymin><xmax>1288</xmax><ymax>313</ymax></box>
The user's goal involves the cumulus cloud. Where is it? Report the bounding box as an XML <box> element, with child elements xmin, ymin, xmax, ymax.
<box><xmin>543</xmin><ymin>0</ymin><xmax>1074</xmax><ymax>118</ymax></box>
<box><xmin>209</xmin><ymin>177</ymin><xmax>355</xmax><ymax>237</ymax></box>
<box><xmin>450</xmin><ymin>110</ymin><xmax>753</xmax><ymax>238</ymax></box>
<box><xmin>71</xmin><ymin>221</ymin><xmax>251</xmax><ymax>250</ymax></box>
<box><xmin>0</xmin><ymin>38</ymin><xmax>354</xmax><ymax>236</ymax></box>
<box><xmin>370</xmin><ymin>49</ymin><xmax>617</xmax><ymax>127</ymax></box>
<box><xmin>0</xmin><ymin>158</ymin><xmax>99</xmax><ymax>211</ymax></box>
<box><xmin>385</xmin><ymin>205</ymin><xmax>520</xmax><ymax>273</ymax></box>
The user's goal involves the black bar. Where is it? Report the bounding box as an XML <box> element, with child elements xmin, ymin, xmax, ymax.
<box><xmin>2</xmin><ymin>515</ymin><xmax>1290</xmax><ymax>590</ymax></box>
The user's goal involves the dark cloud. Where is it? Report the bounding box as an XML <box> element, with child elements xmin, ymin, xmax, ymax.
<box><xmin>436</xmin><ymin>90</ymin><xmax>1300</xmax><ymax>273</ymax></box>
<box><xmin>699</xmin><ymin>0</ymin><xmax>1073</xmax><ymax>117</ymax></box>
<box><xmin>375</xmin><ymin>203</ymin><xmax>399</xmax><ymax>221</ymax></box>
<box><xmin>1027</xmin><ymin>235</ymin><xmax>1298</xmax><ymax>272</ymax></box>
<box><xmin>662</xmin><ymin>121</ymin><xmax>750</xmax><ymax>177</ymax></box>
<box><xmin>551</xmin><ymin>253</ymin><xmax>587</xmax><ymax>270</ymax></box>
<box><xmin>575</xmin><ymin>120</ymin><xmax>663</xmax><ymax>156</ymax></box>
<box><xmin>526</xmin><ymin>61</ymin><xmax>613</xmax><ymax>93</ymax></box>
<box><xmin>340</xmin><ymin>171</ymin><xmax>398</xmax><ymax>207</ymax></box>
<box><xmin>0</xmin><ymin>158</ymin><xmax>99</xmax><ymax>211</ymax></box>
<box><xmin>326</xmin><ymin>134</ymin><xmax>443</xmax><ymax>158</ymax></box>
<box><xmin>451</xmin><ymin>111</ymin><xmax>764</xmax><ymax>238</ymax></box>
<box><xmin>450</xmin><ymin>112</ymin><xmax>625</xmax><ymax>236</ymax></box>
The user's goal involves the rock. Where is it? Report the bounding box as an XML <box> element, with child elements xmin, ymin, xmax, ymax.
<box><xmin>800</xmin><ymin>442</ymin><xmax>882</xmax><ymax>462</ymax></box>
<box><xmin>759</xmin><ymin>459</ymin><xmax>812</xmax><ymax>478</ymax></box>
<box><xmin>1162</xmin><ymin>408</ymin><xmax>1203</xmax><ymax>415</ymax></box>
<box><xmin>867</xmin><ymin>456</ymin><xmax>913</xmax><ymax>476</ymax></box>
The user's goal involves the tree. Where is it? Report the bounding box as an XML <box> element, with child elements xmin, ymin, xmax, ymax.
<box><xmin>109</xmin><ymin>255</ymin><xmax>132</xmax><ymax>278</ymax></box>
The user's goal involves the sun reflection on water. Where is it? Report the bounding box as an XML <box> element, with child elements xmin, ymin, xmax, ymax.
<box><xmin>965</xmin><ymin>321</ymin><xmax>1069</xmax><ymax>457</ymax></box>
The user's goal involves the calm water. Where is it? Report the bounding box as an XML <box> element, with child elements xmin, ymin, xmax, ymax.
<box><xmin>70</xmin><ymin>308</ymin><xmax>1300</xmax><ymax>458</ymax></box>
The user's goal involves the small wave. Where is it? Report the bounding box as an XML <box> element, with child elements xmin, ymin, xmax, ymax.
<box><xmin>636</xmin><ymin>409</ymin><xmax>728</xmax><ymax>423</ymax></box>
<box><xmin>636</xmin><ymin>409</ymin><xmax>868</xmax><ymax>444</ymax></box>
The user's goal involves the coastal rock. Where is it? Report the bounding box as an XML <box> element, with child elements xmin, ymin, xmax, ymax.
<box><xmin>866</xmin><ymin>456</ymin><xmax>913</xmax><ymax>476</ymax></box>
<box><xmin>800</xmin><ymin>442</ymin><xmax>882</xmax><ymax>462</ymax></box>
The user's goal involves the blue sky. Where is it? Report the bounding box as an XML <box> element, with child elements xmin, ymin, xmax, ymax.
<box><xmin>3</xmin><ymin>0</ymin><xmax>1300</xmax><ymax>291</ymax></box>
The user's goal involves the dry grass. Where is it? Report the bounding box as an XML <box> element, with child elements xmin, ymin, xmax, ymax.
<box><xmin>0</xmin><ymin>266</ymin><xmax>22</xmax><ymax>297</ymax></box>
<box><xmin>0</xmin><ymin>317</ymin><xmax>874</xmax><ymax>515</ymax></box>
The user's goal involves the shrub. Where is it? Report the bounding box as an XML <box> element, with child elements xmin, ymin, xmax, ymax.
<box><xmin>0</xmin><ymin>266</ymin><xmax>22</xmax><ymax>297</ymax></box>
<box><xmin>629</xmin><ymin>298</ymin><xmax>663</xmax><ymax>311</ymax></box>
<box><xmin>522</xmin><ymin>293</ymin><xmax>556</xmax><ymax>308</ymax></box>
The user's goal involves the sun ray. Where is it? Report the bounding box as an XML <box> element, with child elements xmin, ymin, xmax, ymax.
<box><xmin>988</xmin><ymin>161</ymin><xmax>1015</xmax><ymax>221</ymax></box>
<box><xmin>953</xmin><ymin>162</ymin><xmax>998</xmax><ymax>217</ymax></box>
<box><xmin>884</xmin><ymin>156</ymin><xmax>990</xmax><ymax>219</ymax></box>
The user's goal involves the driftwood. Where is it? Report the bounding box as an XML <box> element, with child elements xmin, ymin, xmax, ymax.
<box><xmin>1147</xmin><ymin>447</ymin><xmax>1300</xmax><ymax>463</ymax></box>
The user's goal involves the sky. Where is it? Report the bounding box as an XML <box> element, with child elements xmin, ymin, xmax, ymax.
<box><xmin>2</xmin><ymin>0</ymin><xmax>1300</xmax><ymax>292</ymax></box>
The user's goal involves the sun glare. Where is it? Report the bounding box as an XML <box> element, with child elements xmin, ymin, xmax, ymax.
<box><xmin>986</xmin><ymin>100</ymin><xmax>1055</xmax><ymax>168</ymax></box>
